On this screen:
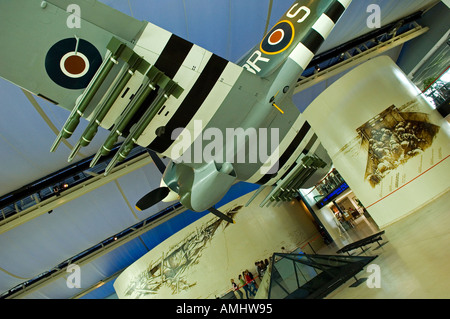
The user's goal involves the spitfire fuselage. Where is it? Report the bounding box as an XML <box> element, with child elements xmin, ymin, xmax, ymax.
<box><xmin>0</xmin><ymin>0</ymin><xmax>352</xmax><ymax>213</ymax></box>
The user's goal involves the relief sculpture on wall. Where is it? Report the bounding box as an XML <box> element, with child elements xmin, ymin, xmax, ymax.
<box><xmin>122</xmin><ymin>206</ymin><xmax>242</xmax><ymax>298</ymax></box>
<box><xmin>356</xmin><ymin>100</ymin><xmax>440</xmax><ymax>187</ymax></box>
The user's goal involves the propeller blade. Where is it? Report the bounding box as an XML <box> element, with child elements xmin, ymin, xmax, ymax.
<box><xmin>146</xmin><ymin>148</ymin><xmax>166</xmax><ymax>174</ymax></box>
<box><xmin>136</xmin><ymin>187</ymin><xmax>170</xmax><ymax>211</ymax></box>
<box><xmin>208</xmin><ymin>207</ymin><xmax>235</xmax><ymax>224</ymax></box>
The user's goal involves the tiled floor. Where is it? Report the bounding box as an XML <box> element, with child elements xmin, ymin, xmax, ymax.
<box><xmin>317</xmin><ymin>190</ymin><xmax>450</xmax><ymax>299</ymax></box>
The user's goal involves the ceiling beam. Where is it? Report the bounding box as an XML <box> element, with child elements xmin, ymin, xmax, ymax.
<box><xmin>294</xmin><ymin>25</ymin><xmax>429</xmax><ymax>94</ymax></box>
<box><xmin>70</xmin><ymin>268</ymin><xmax>123</xmax><ymax>299</ymax></box>
<box><xmin>0</xmin><ymin>153</ymin><xmax>153</xmax><ymax>234</ymax></box>
<box><xmin>5</xmin><ymin>204</ymin><xmax>186</xmax><ymax>299</ymax></box>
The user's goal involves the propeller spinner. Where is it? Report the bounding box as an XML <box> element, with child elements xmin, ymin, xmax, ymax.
<box><xmin>136</xmin><ymin>149</ymin><xmax>235</xmax><ymax>224</ymax></box>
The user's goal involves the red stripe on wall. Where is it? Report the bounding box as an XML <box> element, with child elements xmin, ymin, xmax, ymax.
<box><xmin>366</xmin><ymin>154</ymin><xmax>450</xmax><ymax>209</ymax></box>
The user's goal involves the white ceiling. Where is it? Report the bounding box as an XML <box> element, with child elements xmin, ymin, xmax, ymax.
<box><xmin>0</xmin><ymin>0</ymin><xmax>441</xmax><ymax>299</ymax></box>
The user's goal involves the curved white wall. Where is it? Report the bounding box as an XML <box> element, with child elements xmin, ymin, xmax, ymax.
<box><xmin>113</xmin><ymin>188</ymin><xmax>321</xmax><ymax>299</ymax></box>
<box><xmin>303</xmin><ymin>56</ymin><xmax>450</xmax><ymax>228</ymax></box>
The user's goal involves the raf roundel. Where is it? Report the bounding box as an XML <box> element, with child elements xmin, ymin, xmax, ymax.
<box><xmin>45</xmin><ymin>38</ymin><xmax>102</xmax><ymax>90</ymax></box>
<box><xmin>260</xmin><ymin>20</ymin><xmax>295</xmax><ymax>55</ymax></box>
<box><xmin>60</xmin><ymin>51</ymin><xmax>90</xmax><ymax>78</ymax></box>
<box><xmin>268</xmin><ymin>29</ymin><xmax>285</xmax><ymax>45</ymax></box>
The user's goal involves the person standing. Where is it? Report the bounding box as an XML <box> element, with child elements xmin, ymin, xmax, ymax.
<box><xmin>239</xmin><ymin>274</ymin><xmax>252</xmax><ymax>299</ymax></box>
<box><xmin>255</xmin><ymin>261</ymin><xmax>261</xmax><ymax>277</ymax></box>
<box><xmin>256</xmin><ymin>261</ymin><xmax>264</xmax><ymax>278</ymax></box>
<box><xmin>244</xmin><ymin>270</ymin><xmax>257</xmax><ymax>297</ymax></box>
<box><xmin>231</xmin><ymin>278</ymin><xmax>243</xmax><ymax>299</ymax></box>
<box><xmin>247</xmin><ymin>269</ymin><xmax>258</xmax><ymax>289</ymax></box>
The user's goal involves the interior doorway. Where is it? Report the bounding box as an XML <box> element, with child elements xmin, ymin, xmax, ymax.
<box><xmin>328</xmin><ymin>189</ymin><xmax>379</xmax><ymax>237</ymax></box>
<box><xmin>299</xmin><ymin>168</ymin><xmax>380</xmax><ymax>246</ymax></box>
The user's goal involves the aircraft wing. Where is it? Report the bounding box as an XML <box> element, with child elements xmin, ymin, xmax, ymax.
<box><xmin>0</xmin><ymin>0</ymin><xmax>145</xmax><ymax>109</ymax></box>
<box><xmin>0</xmin><ymin>0</ymin><xmax>352</xmax><ymax>216</ymax></box>
<box><xmin>0</xmin><ymin>0</ymin><xmax>264</xmax><ymax>170</ymax></box>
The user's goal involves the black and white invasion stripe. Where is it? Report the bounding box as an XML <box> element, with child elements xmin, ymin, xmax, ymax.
<box><xmin>254</xmin><ymin>119</ymin><xmax>324</xmax><ymax>186</ymax></box>
<box><xmin>112</xmin><ymin>22</ymin><xmax>244</xmax><ymax>155</ymax></box>
<box><xmin>289</xmin><ymin>0</ymin><xmax>351</xmax><ymax>69</ymax></box>
<box><xmin>249</xmin><ymin>0</ymin><xmax>352</xmax><ymax>185</ymax></box>
<box><xmin>148</xmin><ymin>53</ymin><xmax>229</xmax><ymax>153</ymax></box>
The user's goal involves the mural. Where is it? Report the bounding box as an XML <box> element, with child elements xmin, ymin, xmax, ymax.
<box><xmin>302</xmin><ymin>56</ymin><xmax>450</xmax><ymax>227</ymax></box>
<box><xmin>114</xmin><ymin>186</ymin><xmax>322</xmax><ymax>299</ymax></box>
<box><xmin>122</xmin><ymin>206</ymin><xmax>242</xmax><ymax>298</ymax></box>
<box><xmin>357</xmin><ymin>102</ymin><xmax>440</xmax><ymax>187</ymax></box>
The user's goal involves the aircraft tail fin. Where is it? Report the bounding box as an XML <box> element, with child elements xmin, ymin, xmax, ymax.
<box><xmin>238</xmin><ymin>0</ymin><xmax>351</xmax><ymax>77</ymax></box>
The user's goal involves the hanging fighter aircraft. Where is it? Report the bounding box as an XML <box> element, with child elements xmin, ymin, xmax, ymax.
<box><xmin>0</xmin><ymin>0</ymin><xmax>352</xmax><ymax>223</ymax></box>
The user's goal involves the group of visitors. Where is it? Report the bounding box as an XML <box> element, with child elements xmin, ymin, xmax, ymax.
<box><xmin>230</xmin><ymin>257</ymin><xmax>273</xmax><ymax>299</ymax></box>
<box><xmin>255</xmin><ymin>259</ymin><xmax>269</xmax><ymax>278</ymax></box>
<box><xmin>230</xmin><ymin>269</ymin><xmax>258</xmax><ymax>299</ymax></box>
